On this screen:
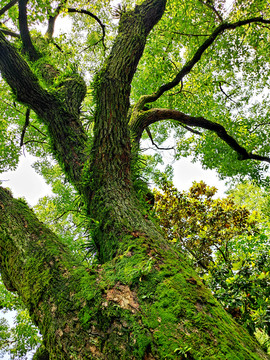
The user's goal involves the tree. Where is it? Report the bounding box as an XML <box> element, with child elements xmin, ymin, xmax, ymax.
<box><xmin>154</xmin><ymin>180</ymin><xmax>258</xmax><ymax>269</ymax></box>
<box><xmin>154</xmin><ymin>180</ymin><xmax>270</xmax><ymax>344</ymax></box>
<box><xmin>0</xmin><ymin>0</ymin><xmax>270</xmax><ymax>358</ymax></box>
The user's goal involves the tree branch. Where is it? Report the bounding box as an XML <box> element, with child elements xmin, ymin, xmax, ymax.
<box><xmin>218</xmin><ymin>82</ymin><xmax>237</xmax><ymax>103</ymax></box>
<box><xmin>68</xmin><ymin>8</ymin><xmax>106</xmax><ymax>49</ymax></box>
<box><xmin>103</xmin><ymin>0</ymin><xmax>166</xmax><ymax>85</ymax></box>
<box><xmin>0</xmin><ymin>28</ymin><xmax>20</xmax><ymax>38</ymax></box>
<box><xmin>0</xmin><ymin>32</ymin><xmax>88</xmax><ymax>190</ymax></box>
<box><xmin>90</xmin><ymin>0</ymin><xmax>167</xmax><ymax>188</ymax></box>
<box><xmin>45</xmin><ymin>1</ymin><xmax>67</xmax><ymax>38</ymax></box>
<box><xmin>20</xmin><ymin>107</ymin><xmax>30</xmax><ymax>146</ymax></box>
<box><xmin>0</xmin><ymin>0</ymin><xmax>17</xmax><ymax>17</ymax></box>
<box><xmin>46</xmin><ymin>14</ymin><xmax>58</xmax><ymax>39</ymax></box>
<box><xmin>131</xmin><ymin>107</ymin><xmax>270</xmax><ymax>164</ymax></box>
<box><xmin>135</xmin><ymin>17</ymin><xmax>270</xmax><ymax>109</ymax></box>
<box><xmin>172</xmin><ymin>31</ymin><xmax>211</xmax><ymax>37</ymax></box>
<box><xmin>0</xmin><ymin>186</ymin><xmax>93</xmax><ymax>358</ymax></box>
<box><xmin>18</xmin><ymin>0</ymin><xmax>40</xmax><ymax>61</ymax></box>
<box><xmin>146</xmin><ymin>127</ymin><xmax>174</xmax><ymax>150</ymax></box>
<box><xmin>198</xmin><ymin>0</ymin><xmax>224</xmax><ymax>23</ymax></box>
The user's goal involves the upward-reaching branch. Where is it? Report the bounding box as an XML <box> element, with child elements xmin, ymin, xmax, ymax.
<box><xmin>0</xmin><ymin>32</ymin><xmax>88</xmax><ymax>189</ymax></box>
<box><xmin>90</xmin><ymin>0</ymin><xmax>167</xmax><ymax>188</ymax></box>
<box><xmin>135</xmin><ymin>17</ymin><xmax>270</xmax><ymax>109</ymax></box>
<box><xmin>18</xmin><ymin>0</ymin><xmax>40</xmax><ymax>61</ymax></box>
<box><xmin>0</xmin><ymin>0</ymin><xmax>17</xmax><ymax>17</ymax></box>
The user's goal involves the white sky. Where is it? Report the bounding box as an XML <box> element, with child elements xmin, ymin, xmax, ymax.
<box><xmin>0</xmin><ymin>151</ymin><xmax>227</xmax><ymax>207</ymax></box>
<box><xmin>1</xmin><ymin>154</ymin><xmax>52</xmax><ymax>206</ymax></box>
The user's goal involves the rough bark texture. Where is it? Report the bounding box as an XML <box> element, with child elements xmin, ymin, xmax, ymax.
<box><xmin>0</xmin><ymin>187</ymin><xmax>268</xmax><ymax>359</ymax></box>
<box><xmin>0</xmin><ymin>0</ymin><xmax>269</xmax><ymax>358</ymax></box>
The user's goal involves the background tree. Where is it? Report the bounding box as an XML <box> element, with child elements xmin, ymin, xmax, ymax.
<box><xmin>155</xmin><ymin>180</ymin><xmax>270</xmax><ymax>352</ymax></box>
<box><xmin>0</xmin><ymin>0</ymin><xmax>270</xmax><ymax>358</ymax></box>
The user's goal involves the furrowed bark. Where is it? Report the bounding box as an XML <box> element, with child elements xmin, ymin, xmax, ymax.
<box><xmin>0</xmin><ymin>31</ymin><xmax>88</xmax><ymax>189</ymax></box>
<box><xmin>87</xmin><ymin>0</ymin><xmax>166</xmax><ymax>261</ymax></box>
<box><xmin>1</xmin><ymin>187</ymin><xmax>268</xmax><ymax>360</ymax></box>
<box><xmin>0</xmin><ymin>187</ymin><xmax>93</xmax><ymax>359</ymax></box>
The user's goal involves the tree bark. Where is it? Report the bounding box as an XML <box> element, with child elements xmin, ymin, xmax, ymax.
<box><xmin>0</xmin><ymin>0</ymin><xmax>270</xmax><ymax>358</ymax></box>
<box><xmin>0</xmin><ymin>187</ymin><xmax>268</xmax><ymax>359</ymax></box>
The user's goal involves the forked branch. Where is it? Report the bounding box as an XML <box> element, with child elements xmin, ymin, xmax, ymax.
<box><xmin>131</xmin><ymin>108</ymin><xmax>270</xmax><ymax>164</ymax></box>
<box><xmin>18</xmin><ymin>0</ymin><xmax>40</xmax><ymax>60</ymax></box>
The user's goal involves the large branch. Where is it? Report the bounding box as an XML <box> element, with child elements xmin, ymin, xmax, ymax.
<box><xmin>130</xmin><ymin>108</ymin><xmax>270</xmax><ymax>163</ymax></box>
<box><xmin>103</xmin><ymin>0</ymin><xmax>166</xmax><ymax>85</ymax></box>
<box><xmin>89</xmin><ymin>0</ymin><xmax>167</xmax><ymax>191</ymax></box>
<box><xmin>0</xmin><ymin>0</ymin><xmax>17</xmax><ymax>16</ymax></box>
<box><xmin>0</xmin><ymin>31</ymin><xmax>49</xmax><ymax>108</ymax></box>
<box><xmin>135</xmin><ymin>17</ymin><xmax>270</xmax><ymax>109</ymax></box>
<box><xmin>0</xmin><ymin>32</ymin><xmax>88</xmax><ymax>189</ymax></box>
<box><xmin>0</xmin><ymin>187</ymin><xmax>95</xmax><ymax>358</ymax></box>
<box><xmin>18</xmin><ymin>0</ymin><xmax>40</xmax><ymax>60</ymax></box>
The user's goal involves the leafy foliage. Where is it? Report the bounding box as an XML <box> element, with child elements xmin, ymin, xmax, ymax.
<box><xmin>0</xmin><ymin>278</ymin><xmax>40</xmax><ymax>359</ymax></box>
<box><xmin>0</xmin><ymin>0</ymin><xmax>270</xmax><ymax>357</ymax></box>
<box><xmin>155</xmin><ymin>180</ymin><xmax>270</xmax><ymax>344</ymax></box>
<box><xmin>155</xmin><ymin>180</ymin><xmax>257</xmax><ymax>268</ymax></box>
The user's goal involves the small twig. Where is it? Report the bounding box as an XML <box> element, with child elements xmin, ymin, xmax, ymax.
<box><xmin>198</xmin><ymin>0</ymin><xmax>224</xmax><ymax>23</ymax></box>
<box><xmin>172</xmin><ymin>31</ymin><xmax>211</xmax><ymax>37</ymax></box>
<box><xmin>30</xmin><ymin>124</ymin><xmax>47</xmax><ymax>137</ymax></box>
<box><xmin>80</xmin><ymin>38</ymin><xmax>104</xmax><ymax>53</ymax></box>
<box><xmin>218</xmin><ymin>82</ymin><xmax>237</xmax><ymax>103</ymax></box>
<box><xmin>181</xmin><ymin>125</ymin><xmax>202</xmax><ymax>135</ymax></box>
<box><xmin>68</xmin><ymin>8</ymin><xmax>106</xmax><ymax>50</ymax></box>
<box><xmin>52</xmin><ymin>40</ymin><xmax>63</xmax><ymax>52</ymax></box>
<box><xmin>23</xmin><ymin>140</ymin><xmax>47</xmax><ymax>145</ymax></box>
<box><xmin>53</xmin><ymin>209</ymin><xmax>80</xmax><ymax>222</ymax></box>
<box><xmin>0</xmin><ymin>99</ymin><xmax>24</xmax><ymax>114</ymax></box>
<box><xmin>260</xmin><ymin>24</ymin><xmax>270</xmax><ymax>30</ymax></box>
<box><xmin>250</xmin><ymin>122</ymin><xmax>270</xmax><ymax>133</ymax></box>
<box><xmin>146</xmin><ymin>127</ymin><xmax>174</xmax><ymax>151</ymax></box>
<box><xmin>169</xmin><ymin>80</ymin><xmax>183</xmax><ymax>96</ymax></box>
<box><xmin>20</xmin><ymin>108</ymin><xmax>30</xmax><ymax>146</ymax></box>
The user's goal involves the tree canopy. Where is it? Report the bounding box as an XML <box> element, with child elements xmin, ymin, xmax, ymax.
<box><xmin>0</xmin><ymin>0</ymin><xmax>270</xmax><ymax>359</ymax></box>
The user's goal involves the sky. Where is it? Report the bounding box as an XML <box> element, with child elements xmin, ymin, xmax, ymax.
<box><xmin>0</xmin><ymin>150</ymin><xmax>227</xmax><ymax>207</ymax></box>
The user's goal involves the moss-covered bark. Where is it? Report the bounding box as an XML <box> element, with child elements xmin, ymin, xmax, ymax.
<box><xmin>0</xmin><ymin>0</ymin><xmax>269</xmax><ymax>358</ymax></box>
<box><xmin>0</xmin><ymin>186</ymin><xmax>269</xmax><ymax>359</ymax></box>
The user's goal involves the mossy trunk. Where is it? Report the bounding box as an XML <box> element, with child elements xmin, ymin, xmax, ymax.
<box><xmin>0</xmin><ymin>187</ymin><xmax>269</xmax><ymax>360</ymax></box>
<box><xmin>0</xmin><ymin>0</ymin><xmax>269</xmax><ymax>358</ymax></box>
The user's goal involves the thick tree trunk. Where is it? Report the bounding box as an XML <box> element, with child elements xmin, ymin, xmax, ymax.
<box><xmin>0</xmin><ymin>187</ymin><xmax>269</xmax><ymax>359</ymax></box>
<box><xmin>0</xmin><ymin>0</ymin><xmax>269</xmax><ymax>358</ymax></box>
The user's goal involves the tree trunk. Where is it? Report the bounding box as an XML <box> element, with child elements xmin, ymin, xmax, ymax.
<box><xmin>0</xmin><ymin>187</ymin><xmax>269</xmax><ymax>360</ymax></box>
<box><xmin>0</xmin><ymin>0</ymin><xmax>269</xmax><ymax>358</ymax></box>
